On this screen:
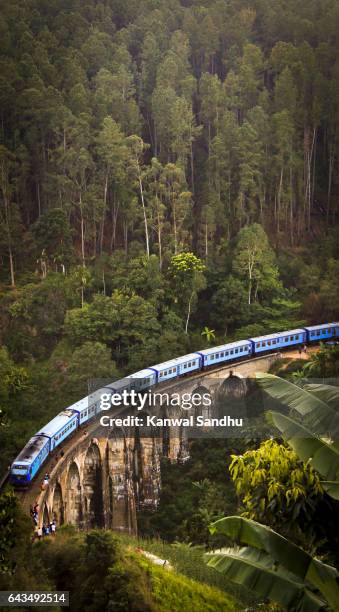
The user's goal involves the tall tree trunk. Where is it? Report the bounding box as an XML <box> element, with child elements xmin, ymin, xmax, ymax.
<box><xmin>190</xmin><ymin>139</ymin><xmax>194</xmax><ymax>195</ymax></box>
<box><xmin>99</xmin><ymin>172</ymin><xmax>109</xmax><ymax>254</ymax></box>
<box><xmin>124</xmin><ymin>220</ymin><xmax>128</xmax><ymax>256</ymax></box>
<box><xmin>277</xmin><ymin>167</ymin><xmax>284</xmax><ymax>233</ymax></box>
<box><xmin>173</xmin><ymin>198</ymin><xmax>177</xmax><ymax>255</ymax></box>
<box><xmin>0</xmin><ymin>155</ymin><xmax>15</xmax><ymax>286</ymax></box>
<box><xmin>137</xmin><ymin>163</ymin><xmax>150</xmax><ymax>258</ymax></box>
<box><xmin>185</xmin><ymin>291</ymin><xmax>194</xmax><ymax>334</ymax></box>
<box><xmin>79</xmin><ymin>192</ymin><xmax>85</xmax><ymax>267</ymax></box>
<box><xmin>110</xmin><ymin>198</ymin><xmax>120</xmax><ymax>253</ymax></box>
<box><xmin>327</xmin><ymin>141</ymin><xmax>335</xmax><ymax>227</ymax></box>
<box><xmin>157</xmin><ymin>209</ymin><xmax>163</xmax><ymax>270</ymax></box>
<box><xmin>205</xmin><ymin>222</ymin><xmax>208</xmax><ymax>259</ymax></box>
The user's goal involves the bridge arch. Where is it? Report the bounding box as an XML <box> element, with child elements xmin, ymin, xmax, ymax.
<box><xmin>42</xmin><ymin>503</ymin><xmax>50</xmax><ymax>526</ymax></box>
<box><xmin>191</xmin><ymin>384</ymin><xmax>213</xmax><ymax>420</ymax></box>
<box><xmin>52</xmin><ymin>482</ymin><xmax>64</xmax><ymax>526</ymax></box>
<box><xmin>83</xmin><ymin>443</ymin><xmax>104</xmax><ymax>528</ymax></box>
<box><xmin>66</xmin><ymin>461</ymin><xmax>82</xmax><ymax>527</ymax></box>
<box><xmin>215</xmin><ymin>372</ymin><xmax>247</xmax><ymax>420</ymax></box>
<box><xmin>105</xmin><ymin>434</ymin><xmax>131</xmax><ymax>530</ymax></box>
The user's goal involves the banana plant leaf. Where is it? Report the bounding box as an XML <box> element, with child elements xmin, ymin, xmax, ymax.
<box><xmin>303</xmin><ymin>384</ymin><xmax>339</xmax><ymax>409</ymax></box>
<box><xmin>255</xmin><ymin>373</ymin><xmax>339</xmax><ymax>436</ymax></box>
<box><xmin>209</xmin><ymin>516</ymin><xmax>339</xmax><ymax>610</ymax></box>
<box><xmin>266</xmin><ymin>410</ymin><xmax>339</xmax><ymax>483</ymax></box>
<box><xmin>321</xmin><ymin>481</ymin><xmax>339</xmax><ymax>500</ymax></box>
<box><xmin>205</xmin><ymin>546</ymin><xmax>328</xmax><ymax>611</ymax></box>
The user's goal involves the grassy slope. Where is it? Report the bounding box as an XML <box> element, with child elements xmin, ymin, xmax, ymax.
<box><xmin>137</xmin><ymin>555</ymin><xmax>237</xmax><ymax>612</ymax></box>
<box><xmin>117</xmin><ymin>533</ymin><xmax>257</xmax><ymax>607</ymax></box>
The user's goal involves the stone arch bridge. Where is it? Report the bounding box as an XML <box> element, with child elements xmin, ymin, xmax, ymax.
<box><xmin>28</xmin><ymin>352</ymin><xmax>291</xmax><ymax>533</ymax></box>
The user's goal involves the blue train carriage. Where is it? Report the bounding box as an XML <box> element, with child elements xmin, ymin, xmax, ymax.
<box><xmin>304</xmin><ymin>322</ymin><xmax>339</xmax><ymax>343</ymax></box>
<box><xmin>67</xmin><ymin>395</ymin><xmax>100</xmax><ymax>425</ymax></box>
<box><xmin>196</xmin><ymin>340</ymin><xmax>252</xmax><ymax>368</ymax></box>
<box><xmin>98</xmin><ymin>378</ymin><xmax>133</xmax><ymax>410</ymax></box>
<box><xmin>150</xmin><ymin>353</ymin><xmax>202</xmax><ymax>383</ymax></box>
<box><xmin>10</xmin><ymin>435</ymin><xmax>50</xmax><ymax>486</ymax></box>
<box><xmin>250</xmin><ymin>328</ymin><xmax>307</xmax><ymax>354</ymax></box>
<box><xmin>36</xmin><ymin>409</ymin><xmax>79</xmax><ymax>453</ymax></box>
<box><xmin>127</xmin><ymin>368</ymin><xmax>157</xmax><ymax>391</ymax></box>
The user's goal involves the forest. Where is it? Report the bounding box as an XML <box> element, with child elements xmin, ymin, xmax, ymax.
<box><xmin>1</xmin><ymin>0</ymin><xmax>339</xmax><ymax>610</ymax></box>
<box><xmin>1</xmin><ymin>0</ymin><xmax>339</xmax><ymax>466</ymax></box>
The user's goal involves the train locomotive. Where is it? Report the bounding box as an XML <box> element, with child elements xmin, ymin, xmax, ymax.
<box><xmin>9</xmin><ymin>321</ymin><xmax>339</xmax><ymax>486</ymax></box>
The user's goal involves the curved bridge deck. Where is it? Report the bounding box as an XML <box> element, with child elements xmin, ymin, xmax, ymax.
<box><xmin>14</xmin><ymin>348</ymin><xmax>312</xmax><ymax>532</ymax></box>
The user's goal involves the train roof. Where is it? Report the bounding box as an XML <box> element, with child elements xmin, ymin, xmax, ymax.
<box><xmin>304</xmin><ymin>322</ymin><xmax>338</xmax><ymax>331</ymax></box>
<box><xmin>12</xmin><ymin>435</ymin><xmax>49</xmax><ymax>466</ymax></box>
<box><xmin>150</xmin><ymin>353</ymin><xmax>201</xmax><ymax>371</ymax></box>
<box><xmin>102</xmin><ymin>378</ymin><xmax>129</xmax><ymax>392</ymax></box>
<box><xmin>67</xmin><ymin>396</ymin><xmax>90</xmax><ymax>413</ymax></box>
<box><xmin>36</xmin><ymin>409</ymin><xmax>77</xmax><ymax>438</ymax></box>
<box><xmin>250</xmin><ymin>329</ymin><xmax>305</xmax><ymax>342</ymax></box>
<box><xmin>127</xmin><ymin>368</ymin><xmax>156</xmax><ymax>379</ymax></box>
<box><xmin>197</xmin><ymin>340</ymin><xmax>251</xmax><ymax>356</ymax></box>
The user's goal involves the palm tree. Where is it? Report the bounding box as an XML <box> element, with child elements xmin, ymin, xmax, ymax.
<box><xmin>201</xmin><ymin>326</ymin><xmax>216</xmax><ymax>343</ymax></box>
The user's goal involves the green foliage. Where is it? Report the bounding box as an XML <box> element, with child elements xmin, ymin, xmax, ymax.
<box><xmin>233</xmin><ymin>224</ymin><xmax>282</xmax><ymax>306</ymax></box>
<box><xmin>0</xmin><ymin>346</ymin><xmax>28</xmax><ymax>423</ymax></box>
<box><xmin>32</xmin><ymin>527</ymin><xmax>239</xmax><ymax>612</ymax></box>
<box><xmin>0</xmin><ymin>489</ymin><xmax>51</xmax><ymax>595</ymax></box>
<box><xmin>206</xmin><ymin>516</ymin><xmax>339</xmax><ymax>611</ymax></box>
<box><xmin>64</xmin><ymin>291</ymin><xmax>160</xmax><ymax>365</ymax></box>
<box><xmin>229</xmin><ymin>440</ymin><xmax>324</xmax><ymax>548</ymax></box>
<box><xmin>168</xmin><ymin>252</ymin><xmax>206</xmax><ymax>333</ymax></box>
<box><xmin>139</xmin><ymin>440</ymin><xmax>242</xmax><ymax>545</ymax></box>
<box><xmin>302</xmin><ymin>344</ymin><xmax>339</xmax><ymax>378</ymax></box>
<box><xmin>144</xmin><ymin>556</ymin><xmax>236</xmax><ymax>612</ymax></box>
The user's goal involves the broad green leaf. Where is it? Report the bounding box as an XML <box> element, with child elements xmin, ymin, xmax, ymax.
<box><xmin>266</xmin><ymin>411</ymin><xmax>339</xmax><ymax>482</ymax></box>
<box><xmin>256</xmin><ymin>373</ymin><xmax>339</xmax><ymax>435</ymax></box>
<box><xmin>209</xmin><ymin>516</ymin><xmax>339</xmax><ymax>609</ymax></box>
<box><xmin>304</xmin><ymin>384</ymin><xmax>339</xmax><ymax>409</ymax></box>
<box><xmin>321</xmin><ymin>481</ymin><xmax>339</xmax><ymax>500</ymax></box>
<box><xmin>206</xmin><ymin>546</ymin><xmax>327</xmax><ymax>611</ymax></box>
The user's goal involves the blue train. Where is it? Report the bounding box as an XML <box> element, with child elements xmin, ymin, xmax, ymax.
<box><xmin>9</xmin><ymin>321</ymin><xmax>339</xmax><ymax>485</ymax></box>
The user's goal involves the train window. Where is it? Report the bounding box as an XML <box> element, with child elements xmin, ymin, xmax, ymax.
<box><xmin>230</xmin><ymin>349</ymin><xmax>234</xmax><ymax>355</ymax></box>
<box><xmin>316</xmin><ymin>331</ymin><xmax>320</xmax><ymax>336</ymax></box>
<box><xmin>211</xmin><ymin>355</ymin><xmax>214</xmax><ymax>360</ymax></box>
<box><xmin>272</xmin><ymin>340</ymin><xmax>276</xmax><ymax>345</ymax></box>
<box><xmin>184</xmin><ymin>364</ymin><xmax>187</xmax><ymax>369</ymax></box>
<box><xmin>235</xmin><ymin>348</ymin><xmax>239</xmax><ymax>354</ymax></box>
<box><xmin>225</xmin><ymin>351</ymin><xmax>229</xmax><ymax>356</ymax></box>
